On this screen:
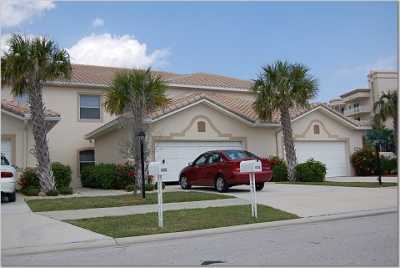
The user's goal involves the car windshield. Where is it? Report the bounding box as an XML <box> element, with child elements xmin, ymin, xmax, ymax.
<box><xmin>224</xmin><ymin>150</ymin><xmax>259</xmax><ymax>160</ymax></box>
<box><xmin>1</xmin><ymin>155</ymin><xmax>10</xmax><ymax>166</ymax></box>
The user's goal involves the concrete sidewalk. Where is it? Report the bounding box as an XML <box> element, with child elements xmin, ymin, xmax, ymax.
<box><xmin>1</xmin><ymin>194</ymin><xmax>114</xmax><ymax>256</ymax></box>
<box><xmin>37</xmin><ymin>198</ymin><xmax>247</xmax><ymax>220</ymax></box>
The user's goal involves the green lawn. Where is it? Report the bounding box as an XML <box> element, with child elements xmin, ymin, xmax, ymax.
<box><xmin>66</xmin><ymin>205</ymin><xmax>299</xmax><ymax>238</ymax></box>
<box><xmin>26</xmin><ymin>191</ymin><xmax>233</xmax><ymax>212</ymax></box>
<box><xmin>276</xmin><ymin>181</ymin><xmax>397</xmax><ymax>188</ymax></box>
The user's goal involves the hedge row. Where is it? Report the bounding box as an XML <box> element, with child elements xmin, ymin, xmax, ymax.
<box><xmin>80</xmin><ymin>163</ymin><xmax>135</xmax><ymax>189</ymax></box>
<box><xmin>268</xmin><ymin>157</ymin><xmax>326</xmax><ymax>182</ymax></box>
<box><xmin>351</xmin><ymin>147</ymin><xmax>397</xmax><ymax>176</ymax></box>
<box><xmin>19</xmin><ymin>162</ymin><xmax>73</xmax><ymax>196</ymax></box>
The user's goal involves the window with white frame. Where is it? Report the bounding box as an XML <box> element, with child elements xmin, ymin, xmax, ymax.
<box><xmin>79</xmin><ymin>149</ymin><xmax>95</xmax><ymax>173</ymax></box>
<box><xmin>79</xmin><ymin>95</ymin><xmax>101</xmax><ymax>120</ymax></box>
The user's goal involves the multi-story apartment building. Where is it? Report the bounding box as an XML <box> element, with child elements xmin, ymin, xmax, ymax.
<box><xmin>2</xmin><ymin>64</ymin><xmax>369</xmax><ymax>187</ymax></box>
<box><xmin>329</xmin><ymin>70</ymin><xmax>398</xmax><ymax>128</ymax></box>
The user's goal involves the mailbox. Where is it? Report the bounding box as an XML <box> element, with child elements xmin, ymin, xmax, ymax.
<box><xmin>148</xmin><ymin>162</ymin><xmax>162</xmax><ymax>177</ymax></box>
<box><xmin>239</xmin><ymin>159</ymin><xmax>262</xmax><ymax>173</ymax></box>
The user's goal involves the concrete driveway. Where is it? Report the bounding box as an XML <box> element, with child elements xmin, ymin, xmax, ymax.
<box><xmin>1</xmin><ymin>193</ymin><xmax>114</xmax><ymax>255</ymax></box>
<box><xmin>201</xmin><ymin>183</ymin><xmax>398</xmax><ymax>218</ymax></box>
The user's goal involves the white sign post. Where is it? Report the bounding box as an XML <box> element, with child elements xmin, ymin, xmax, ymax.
<box><xmin>148</xmin><ymin>161</ymin><xmax>167</xmax><ymax>228</ymax></box>
<box><xmin>239</xmin><ymin>159</ymin><xmax>262</xmax><ymax>218</ymax></box>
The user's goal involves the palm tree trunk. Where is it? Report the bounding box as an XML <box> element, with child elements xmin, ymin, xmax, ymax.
<box><xmin>280</xmin><ymin>107</ymin><xmax>297</xmax><ymax>181</ymax></box>
<box><xmin>28</xmin><ymin>86</ymin><xmax>56</xmax><ymax>193</ymax></box>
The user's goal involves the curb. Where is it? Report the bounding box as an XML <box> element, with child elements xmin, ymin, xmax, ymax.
<box><xmin>3</xmin><ymin>207</ymin><xmax>397</xmax><ymax>256</ymax></box>
<box><xmin>115</xmin><ymin>207</ymin><xmax>398</xmax><ymax>245</ymax></box>
<box><xmin>2</xmin><ymin>238</ymin><xmax>116</xmax><ymax>256</ymax></box>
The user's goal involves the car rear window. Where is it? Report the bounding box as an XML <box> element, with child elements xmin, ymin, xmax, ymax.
<box><xmin>1</xmin><ymin>156</ymin><xmax>10</xmax><ymax>166</ymax></box>
<box><xmin>224</xmin><ymin>150</ymin><xmax>259</xmax><ymax>160</ymax></box>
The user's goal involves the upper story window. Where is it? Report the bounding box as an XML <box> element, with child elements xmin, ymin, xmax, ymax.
<box><xmin>79</xmin><ymin>95</ymin><xmax>101</xmax><ymax>120</ymax></box>
<box><xmin>16</xmin><ymin>93</ymin><xmax>29</xmax><ymax>105</ymax></box>
<box><xmin>353</xmin><ymin>103</ymin><xmax>360</xmax><ymax>111</ymax></box>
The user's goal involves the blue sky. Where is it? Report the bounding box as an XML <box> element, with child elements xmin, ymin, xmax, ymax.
<box><xmin>2</xmin><ymin>1</ymin><xmax>397</xmax><ymax>102</ymax></box>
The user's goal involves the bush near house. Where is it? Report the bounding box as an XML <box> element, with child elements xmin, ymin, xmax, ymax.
<box><xmin>295</xmin><ymin>159</ymin><xmax>326</xmax><ymax>182</ymax></box>
<box><xmin>381</xmin><ymin>157</ymin><xmax>397</xmax><ymax>175</ymax></box>
<box><xmin>351</xmin><ymin>147</ymin><xmax>398</xmax><ymax>176</ymax></box>
<box><xmin>268</xmin><ymin>156</ymin><xmax>288</xmax><ymax>181</ymax></box>
<box><xmin>80</xmin><ymin>163</ymin><xmax>135</xmax><ymax>189</ymax></box>
<box><xmin>351</xmin><ymin>147</ymin><xmax>377</xmax><ymax>176</ymax></box>
<box><xmin>19</xmin><ymin>162</ymin><xmax>73</xmax><ymax>195</ymax></box>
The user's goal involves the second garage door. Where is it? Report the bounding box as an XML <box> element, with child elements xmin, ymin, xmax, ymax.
<box><xmin>295</xmin><ymin>141</ymin><xmax>348</xmax><ymax>177</ymax></box>
<box><xmin>155</xmin><ymin>141</ymin><xmax>243</xmax><ymax>182</ymax></box>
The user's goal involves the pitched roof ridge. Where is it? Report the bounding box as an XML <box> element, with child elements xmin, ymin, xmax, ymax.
<box><xmin>71</xmin><ymin>63</ymin><xmax>179</xmax><ymax>76</ymax></box>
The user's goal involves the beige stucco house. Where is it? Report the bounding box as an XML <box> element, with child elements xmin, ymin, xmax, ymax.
<box><xmin>1</xmin><ymin>64</ymin><xmax>371</xmax><ymax>187</ymax></box>
<box><xmin>1</xmin><ymin>100</ymin><xmax>60</xmax><ymax>170</ymax></box>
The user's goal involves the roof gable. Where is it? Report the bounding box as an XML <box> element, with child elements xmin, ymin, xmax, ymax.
<box><xmin>85</xmin><ymin>93</ymin><xmax>369</xmax><ymax>140</ymax></box>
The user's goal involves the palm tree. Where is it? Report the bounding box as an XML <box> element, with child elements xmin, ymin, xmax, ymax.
<box><xmin>374</xmin><ymin>91</ymin><xmax>398</xmax><ymax>154</ymax></box>
<box><xmin>104</xmin><ymin>68</ymin><xmax>168</xmax><ymax>194</ymax></box>
<box><xmin>1</xmin><ymin>34</ymin><xmax>71</xmax><ymax>194</ymax></box>
<box><xmin>251</xmin><ymin>61</ymin><xmax>318</xmax><ymax>181</ymax></box>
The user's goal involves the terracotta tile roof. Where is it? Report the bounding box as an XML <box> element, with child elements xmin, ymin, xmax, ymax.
<box><xmin>54</xmin><ymin>64</ymin><xmax>180</xmax><ymax>87</ymax></box>
<box><xmin>150</xmin><ymin>92</ymin><xmax>320</xmax><ymax>124</ymax></box>
<box><xmin>52</xmin><ymin>64</ymin><xmax>253</xmax><ymax>90</ymax></box>
<box><xmin>1</xmin><ymin>99</ymin><xmax>60</xmax><ymax>118</ymax></box>
<box><xmin>164</xmin><ymin>72</ymin><xmax>253</xmax><ymax>89</ymax></box>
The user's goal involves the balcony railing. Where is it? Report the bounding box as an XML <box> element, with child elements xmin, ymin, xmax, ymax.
<box><xmin>343</xmin><ymin>106</ymin><xmax>371</xmax><ymax>116</ymax></box>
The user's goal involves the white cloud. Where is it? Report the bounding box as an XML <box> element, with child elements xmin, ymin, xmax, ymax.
<box><xmin>0</xmin><ymin>33</ymin><xmax>12</xmax><ymax>56</ymax></box>
<box><xmin>68</xmin><ymin>33</ymin><xmax>169</xmax><ymax>68</ymax></box>
<box><xmin>0</xmin><ymin>0</ymin><xmax>54</xmax><ymax>27</ymax></box>
<box><xmin>92</xmin><ymin>18</ymin><xmax>104</xmax><ymax>28</ymax></box>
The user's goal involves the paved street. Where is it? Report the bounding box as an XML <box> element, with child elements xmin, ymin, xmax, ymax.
<box><xmin>3</xmin><ymin>212</ymin><xmax>397</xmax><ymax>266</ymax></box>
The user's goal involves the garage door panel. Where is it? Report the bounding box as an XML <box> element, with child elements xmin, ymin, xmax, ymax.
<box><xmin>155</xmin><ymin>141</ymin><xmax>243</xmax><ymax>182</ymax></box>
<box><xmin>295</xmin><ymin>141</ymin><xmax>348</xmax><ymax>177</ymax></box>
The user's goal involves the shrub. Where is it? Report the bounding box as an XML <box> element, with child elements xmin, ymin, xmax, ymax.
<box><xmin>51</xmin><ymin>162</ymin><xmax>72</xmax><ymax>188</ymax></box>
<box><xmin>81</xmin><ymin>163</ymin><xmax>135</xmax><ymax>189</ymax></box>
<box><xmin>46</xmin><ymin>189</ymin><xmax>59</xmax><ymax>196</ymax></box>
<box><xmin>125</xmin><ymin>184</ymin><xmax>136</xmax><ymax>192</ymax></box>
<box><xmin>20</xmin><ymin>186</ymin><xmax>40</xmax><ymax>196</ymax></box>
<box><xmin>381</xmin><ymin>157</ymin><xmax>398</xmax><ymax>175</ymax></box>
<box><xmin>19</xmin><ymin>163</ymin><xmax>72</xmax><ymax>195</ymax></box>
<box><xmin>272</xmin><ymin>163</ymin><xmax>288</xmax><ymax>181</ymax></box>
<box><xmin>19</xmin><ymin>168</ymin><xmax>40</xmax><ymax>189</ymax></box>
<box><xmin>295</xmin><ymin>159</ymin><xmax>326</xmax><ymax>182</ymax></box>
<box><xmin>268</xmin><ymin>156</ymin><xmax>288</xmax><ymax>182</ymax></box>
<box><xmin>58</xmin><ymin>186</ymin><xmax>73</xmax><ymax>195</ymax></box>
<box><xmin>351</xmin><ymin>147</ymin><xmax>378</xmax><ymax>176</ymax></box>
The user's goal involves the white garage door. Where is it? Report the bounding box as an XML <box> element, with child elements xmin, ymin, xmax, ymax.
<box><xmin>1</xmin><ymin>139</ymin><xmax>12</xmax><ymax>164</ymax></box>
<box><xmin>295</xmin><ymin>141</ymin><xmax>348</xmax><ymax>177</ymax></box>
<box><xmin>155</xmin><ymin>141</ymin><xmax>243</xmax><ymax>182</ymax></box>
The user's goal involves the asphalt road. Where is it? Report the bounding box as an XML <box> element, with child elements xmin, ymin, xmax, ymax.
<box><xmin>2</xmin><ymin>212</ymin><xmax>398</xmax><ymax>266</ymax></box>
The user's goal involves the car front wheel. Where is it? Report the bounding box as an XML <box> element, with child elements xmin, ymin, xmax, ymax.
<box><xmin>215</xmin><ymin>176</ymin><xmax>228</xmax><ymax>193</ymax></box>
<box><xmin>255</xmin><ymin>183</ymin><xmax>264</xmax><ymax>191</ymax></box>
<box><xmin>180</xmin><ymin>175</ymin><xmax>191</xmax><ymax>190</ymax></box>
